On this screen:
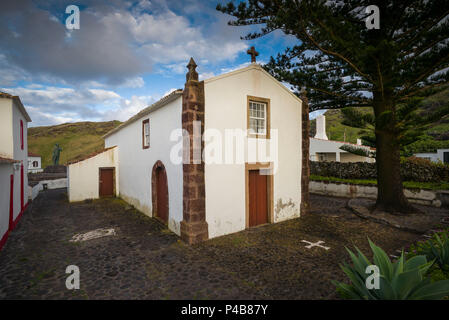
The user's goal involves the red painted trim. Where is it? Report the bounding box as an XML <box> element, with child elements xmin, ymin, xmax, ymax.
<box><xmin>1</xmin><ymin>200</ymin><xmax>30</xmax><ymax>252</ymax></box>
<box><xmin>0</xmin><ymin>230</ymin><xmax>9</xmax><ymax>252</ymax></box>
<box><xmin>20</xmin><ymin>120</ymin><xmax>24</xmax><ymax>150</ymax></box>
<box><xmin>20</xmin><ymin>164</ymin><xmax>24</xmax><ymax>211</ymax></box>
<box><xmin>11</xmin><ymin>201</ymin><xmax>29</xmax><ymax>231</ymax></box>
<box><xmin>9</xmin><ymin>174</ymin><xmax>14</xmax><ymax>231</ymax></box>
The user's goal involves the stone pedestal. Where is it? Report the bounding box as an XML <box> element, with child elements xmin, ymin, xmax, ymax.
<box><xmin>180</xmin><ymin>58</ymin><xmax>209</xmax><ymax>244</ymax></box>
<box><xmin>300</xmin><ymin>90</ymin><xmax>310</xmax><ymax>215</ymax></box>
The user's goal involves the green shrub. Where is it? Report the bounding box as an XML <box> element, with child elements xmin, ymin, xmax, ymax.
<box><xmin>409</xmin><ymin>231</ymin><xmax>449</xmax><ymax>272</ymax></box>
<box><xmin>333</xmin><ymin>239</ymin><xmax>449</xmax><ymax>300</ymax></box>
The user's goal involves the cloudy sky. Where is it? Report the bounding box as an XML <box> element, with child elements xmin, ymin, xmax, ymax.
<box><xmin>0</xmin><ymin>0</ymin><xmax>304</xmax><ymax>127</ymax></box>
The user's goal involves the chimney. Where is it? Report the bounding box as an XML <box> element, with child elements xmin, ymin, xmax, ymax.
<box><xmin>314</xmin><ymin>115</ymin><xmax>328</xmax><ymax>140</ymax></box>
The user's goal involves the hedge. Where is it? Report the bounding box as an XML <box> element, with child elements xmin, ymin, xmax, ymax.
<box><xmin>310</xmin><ymin>157</ymin><xmax>449</xmax><ymax>183</ymax></box>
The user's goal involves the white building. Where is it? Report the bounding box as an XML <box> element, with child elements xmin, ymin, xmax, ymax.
<box><xmin>0</xmin><ymin>92</ymin><xmax>31</xmax><ymax>251</ymax></box>
<box><xmin>28</xmin><ymin>152</ymin><xmax>43</xmax><ymax>173</ymax></box>
<box><xmin>68</xmin><ymin>59</ymin><xmax>305</xmax><ymax>244</ymax></box>
<box><xmin>414</xmin><ymin>149</ymin><xmax>449</xmax><ymax>164</ymax></box>
<box><xmin>310</xmin><ymin>115</ymin><xmax>375</xmax><ymax>163</ymax></box>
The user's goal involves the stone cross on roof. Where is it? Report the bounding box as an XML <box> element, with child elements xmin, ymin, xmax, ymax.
<box><xmin>247</xmin><ymin>46</ymin><xmax>259</xmax><ymax>63</ymax></box>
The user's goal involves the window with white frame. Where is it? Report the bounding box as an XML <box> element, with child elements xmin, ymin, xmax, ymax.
<box><xmin>142</xmin><ymin>119</ymin><xmax>150</xmax><ymax>149</ymax></box>
<box><xmin>248</xmin><ymin>101</ymin><xmax>267</xmax><ymax>135</ymax></box>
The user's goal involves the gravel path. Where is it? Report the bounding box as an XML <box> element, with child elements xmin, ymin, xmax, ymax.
<box><xmin>0</xmin><ymin>190</ymin><xmax>422</xmax><ymax>299</ymax></box>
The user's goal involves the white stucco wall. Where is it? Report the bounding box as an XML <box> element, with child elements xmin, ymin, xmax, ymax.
<box><xmin>310</xmin><ymin>138</ymin><xmax>374</xmax><ymax>163</ymax></box>
<box><xmin>28</xmin><ymin>156</ymin><xmax>42</xmax><ymax>173</ymax></box>
<box><xmin>415</xmin><ymin>149</ymin><xmax>449</xmax><ymax>164</ymax></box>
<box><xmin>0</xmin><ymin>98</ymin><xmax>14</xmax><ymax>159</ymax></box>
<box><xmin>0</xmin><ymin>164</ymin><xmax>13</xmax><ymax>242</ymax></box>
<box><xmin>310</xmin><ymin>180</ymin><xmax>442</xmax><ymax>207</ymax></box>
<box><xmin>68</xmin><ymin>147</ymin><xmax>118</xmax><ymax>202</ymax></box>
<box><xmin>203</xmin><ymin>64</ymin><xmax>302</xmax><ymax>239</ymax></box>
<box><xmin>105</xmin><ymin>98</ymin><xmax>184</xmax><ymax>235</ymax></box>
<box><xmin>11</xmin><ymin>100</ymin><xmax>29</xmax><ymax>221</ymax></box>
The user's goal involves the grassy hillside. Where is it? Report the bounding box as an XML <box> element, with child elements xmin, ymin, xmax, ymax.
<box><xmin>28</xmin><ymin>121</ymin><xmax>121</xmax><ymax>168</ymax></box>
<box><xmin>311</xmin><ymin>88</ymin><xmax>449</xmax><ymax>153</ymax></box>
<box><xmin>310</xmin><ymin>108</ymin><xmax>371</xmax><ymax>143</ymax></box>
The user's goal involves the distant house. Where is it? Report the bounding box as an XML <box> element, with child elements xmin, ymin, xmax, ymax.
<box><xmin>310</xmin><ymin>115</ymin><xmax>375</xmax><ymax>163</ymax></box>
<box><xmin>28</xmin><ymin>152</ymin><xmax>43</xmax><ymax>173</ymax></box>
<box><xmin>414</xmin><ymin>149</ymin><xmax>449</xmax><ymax>164</ymax></box>
<box><xmin>0</xmin><ymin>92</ymin><xmax>32</xmax><ymax>251</ymax></box>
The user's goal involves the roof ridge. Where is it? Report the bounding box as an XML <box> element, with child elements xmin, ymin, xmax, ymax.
<box><xmin>102</xmin><ymin>89</ymin><xmax>183</xmax><ymax>139</ymax></box>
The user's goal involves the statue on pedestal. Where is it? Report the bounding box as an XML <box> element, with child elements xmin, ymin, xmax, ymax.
<box><xmin>52</xmin><ymin>143</ymin><xmax>62</xmax><ymax>166</ymax></box>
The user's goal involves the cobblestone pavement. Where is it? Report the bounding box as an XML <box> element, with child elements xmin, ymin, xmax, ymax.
<box><xmin>0</xmin><ymin>189</ymin><xmax>427</xmax><ymax>299</ymax></box>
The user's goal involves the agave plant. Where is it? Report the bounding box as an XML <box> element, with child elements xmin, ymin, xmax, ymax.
<box><xmin>414</xmin><ymin>233</ymin><xmax>449</xmax><ymax>271</ymax></box>
<box><xmin>333</xmin><ymin>239</ymin><xmax>449</xmax><ymax>300</ymax></box>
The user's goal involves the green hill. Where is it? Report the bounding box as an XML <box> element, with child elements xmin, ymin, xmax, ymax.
<box><xmin>310</xmin><ymin>108</ymin><xmax>371</xmax><ymax>143</ymax></box>
<box><xmin>311</xmin><ymin>88</ymin><xmax>449</xmax><ymax>153</ymax></box>
<box><xmin>28</xmin><ymin>121</ymin><xmax>121</xmax><ymax>168</ymax></box>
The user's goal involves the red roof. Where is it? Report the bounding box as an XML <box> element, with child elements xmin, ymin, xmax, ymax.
<box><xmin>28</xmin><ymin>152</ymin><xmax>40</xmax><ymax>157</ymax></box>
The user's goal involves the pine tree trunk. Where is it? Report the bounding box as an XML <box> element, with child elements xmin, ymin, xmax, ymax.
<box><xmin>373</xmin><ymin>93</ymin><xmax>415</xmax><ymax>213</ymax></box>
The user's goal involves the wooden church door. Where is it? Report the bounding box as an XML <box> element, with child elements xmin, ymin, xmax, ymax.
<box><xmin>248</xmin><ymin>170</ymin><xmax>268</xmax><ymax>227</ymax></box>
<box><xmin>156</xmin><ymin>167</ymin><xmax>168</xmax><ymax>224</ymax></box>
<box><xmin>99</xmin><ymin>168</ymin><xmax>114</xmax><ymax>197</ymax></box>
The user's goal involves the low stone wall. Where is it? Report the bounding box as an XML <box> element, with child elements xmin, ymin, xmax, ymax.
<box><xmin>28</xmin><ymin>184</ymin><xmax>42</xmax><ymax>201</ymax></box>
<box><xmin>40</xmin><ymin>178</ymin><xmax>67</xmax><ymax>190</ymax></box>
<box><xmin>29</xmin><ymin>178</ymin><xmax>67</xmax><ymax>200</ymax></box>
<box><xmin>310</xmin><ymin>180</ymin><xmax>446</xmax><ymax>207</ymax></box>
<box><xmin>28</xmin><ymin>172</ymin><xmax>67</xmax><ymax>182</ymax></box>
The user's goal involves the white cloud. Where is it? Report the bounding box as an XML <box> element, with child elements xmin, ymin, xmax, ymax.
<box><xmin>0</xmin><ymin>1</ymin><xmax>248</xmax><ymax>87</ymax></box>
<box><xmin>104</xmin><ymin>95</ymin><xmax>155</xmax><ymax>122</ymax></box>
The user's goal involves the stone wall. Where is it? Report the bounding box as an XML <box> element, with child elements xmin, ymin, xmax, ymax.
<box><xmin>310</xmin><ymin>180</ymin><xmax>447</xmax><ymax>207</ymax></box>
<box><xmin>311</xmin><ymin>159</ymin><xmax>449</xmax><ymax>182</ymax></box>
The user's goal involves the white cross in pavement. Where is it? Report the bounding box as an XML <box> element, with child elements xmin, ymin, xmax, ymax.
<box><xmin>301</xmin><ymin>240</ymin><xmax>330</xmax><ymax>250</ymax></box>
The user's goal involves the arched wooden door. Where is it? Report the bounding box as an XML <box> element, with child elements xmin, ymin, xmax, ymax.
<box><xmin>152</xmin><ymin>161</ymin><xmax>169</xmax><ymax>224</ymax></box>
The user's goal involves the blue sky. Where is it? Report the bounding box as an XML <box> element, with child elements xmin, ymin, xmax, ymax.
<box><xmin>0</xmin><ymin>0</ymin><xmax>321</xmax><ymax>127</ymax></box>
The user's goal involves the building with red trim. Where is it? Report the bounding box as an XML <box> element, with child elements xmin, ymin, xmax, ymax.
<box><xmin>0</xmin><ymin>92</ymin><xmax>32</xmax><ymax>251</ymax></box>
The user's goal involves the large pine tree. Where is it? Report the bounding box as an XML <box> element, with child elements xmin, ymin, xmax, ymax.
<box><xmin>218</xmin><ymin>0</ymin><xmax>449</xmax><ymax>212</ymax></box>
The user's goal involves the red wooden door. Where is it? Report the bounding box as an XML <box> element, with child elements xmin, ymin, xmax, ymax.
<box><xmin>156</xmin><ymin>167</ymin><xmax>168</xmax><ymax>224</ymax></box>
<box><xmin>248</xmin><ymin>170</ymin><xmax>268</xmax><ymax>227</ymax></box>
<box><xmin>99</xmin><ymin>168</ymin><xmax>114</xmax><ymax>197</ymax></box>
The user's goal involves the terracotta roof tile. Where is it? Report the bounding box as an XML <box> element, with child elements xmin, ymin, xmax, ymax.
<box><xmin>0</xmin><ymin>156</ymin><xmax>20</xmax><ymax>164</ymax></box>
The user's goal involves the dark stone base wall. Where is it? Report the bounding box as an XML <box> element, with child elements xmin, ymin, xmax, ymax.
<box><xmin>43</xmin><ymin>165</ymin><xmax>67</xmax><ymax>174</ymax></box>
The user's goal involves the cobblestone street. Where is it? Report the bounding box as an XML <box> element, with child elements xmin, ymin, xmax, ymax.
<box><xmin>0</xmin><ymin>189</ymin><xmax>423</xmax><ymax>299</ymax></box>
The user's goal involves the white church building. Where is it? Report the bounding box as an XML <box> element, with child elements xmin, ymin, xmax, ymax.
<box><xmin>68</xmin><ymin>58</ymin><xmax>307</xmax><ymax>244</ymax></box>
<box><xmin>310</xmin><ymin>114</ymin><xmax>375</xmax><ymax>163</ymax></box>
<box><xmin>0</xmin><ymin>92</ymin><xmax>31</xmax><ymax>251</ymax></box>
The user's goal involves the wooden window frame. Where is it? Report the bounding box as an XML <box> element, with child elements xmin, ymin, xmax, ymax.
<box><xmin>142</xmin><ymin>119</ymin><xmax>150</xmax><ymax>149</ymax></box>
<box><xmin>244</xmin><ymin>162</ymin><xmax>274</xmax><ymax>229</ymax></box>
<box><xmin>247</xmin><ymin>95</ymin><xmax>270</xmax><ymax>139</ymax></box>
<box><xmin>98</xmin><ymin>167</ymin><xmax>116</xmax><ymax>198</ymax></box>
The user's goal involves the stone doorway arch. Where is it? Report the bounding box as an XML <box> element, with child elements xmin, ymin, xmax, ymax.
<box><xmin>151</xmin><ymin>160</ymin><xmax>169</xmax><ymax>224</ymax></box>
